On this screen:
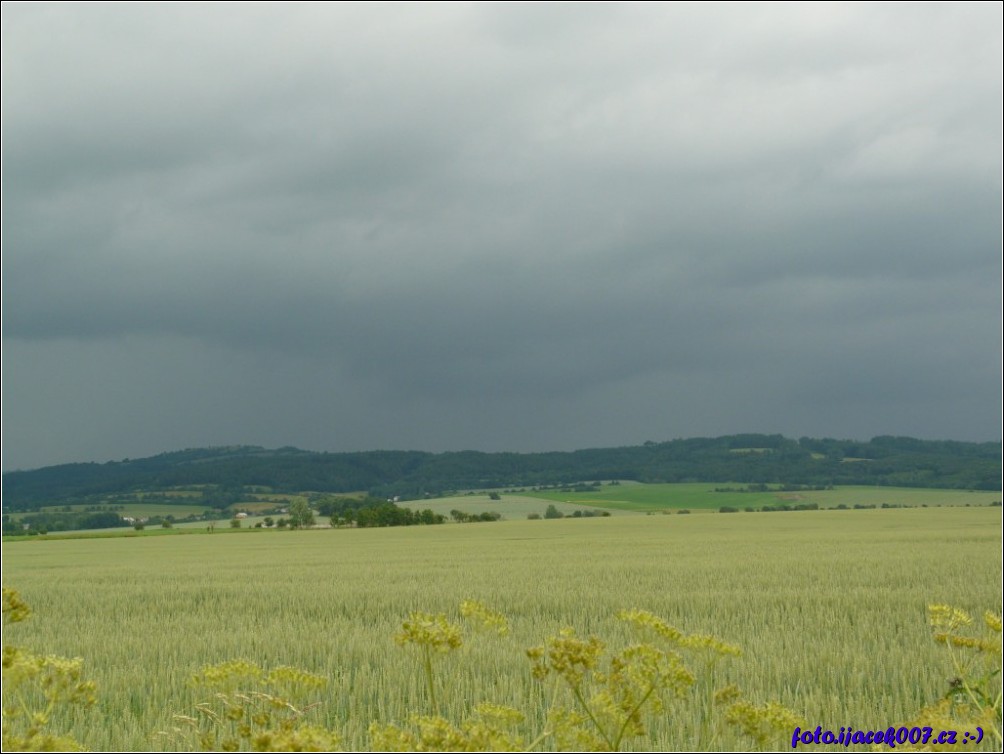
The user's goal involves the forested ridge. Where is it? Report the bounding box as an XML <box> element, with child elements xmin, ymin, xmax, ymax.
<box><xmin>2</xmin><ymin>434</ymin><xmax>1000</xmax><ymax>511</ymax></box>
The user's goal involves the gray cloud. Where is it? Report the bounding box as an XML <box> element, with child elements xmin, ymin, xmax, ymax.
<box><xmin>2</xmin><ymin>2</ymin><xmax>1000</xmax><ymax>470</ymax></box>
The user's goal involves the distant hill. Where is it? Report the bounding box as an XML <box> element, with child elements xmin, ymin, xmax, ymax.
<box><xmin>2</xmin><ymin>435</ymin><xmax>1000</xmax><ymax>511</ymax></box>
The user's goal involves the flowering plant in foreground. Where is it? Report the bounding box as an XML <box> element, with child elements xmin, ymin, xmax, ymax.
<box><xmin>1</xmin><ymin>588</ymin><xmax>97</xmax><ymax>752</ymax></box>
<box><xmin>888</xmin><ymin>605</ymin><xmax>1002</xmax><ymax>751</ymax></box>
<box><xmin>375</xmin><ymin>602</ymin><xmax>802</xmax><ymax>751</ymax></box>
<box><xmin>8</xmin><ymin>588</ymin><xmax>999</xmax><ymax>752</ymax></box>
<box><xmin>159</xmin><ymin>659</ymin><xmax>340</xmax><ymax>752</ymax></box>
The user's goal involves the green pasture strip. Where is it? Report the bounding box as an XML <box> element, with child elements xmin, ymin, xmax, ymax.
<box><xmin>229</xmin><ymin>501</ymin><xmax>282</xmax><ymax>513</ymax></box>
<box><xmin>4</xmin><ymin>505</ymin><xmax>210</xmax><ymax>530</ymax></box>
<box><xmin>396</xmin><ymin>494</ymin><xmax>630</xmax><ymax>518</ymax></box>
<box><xmin>246</xmin><ymin>492</ymin><xmax>312</xmax><ymax>503</ymax></box>
<box><xmin>24</xmin><ymin>503</ymin><xmax>211</xmax><ymax>519</ymax></box>
<box><xmin>173</xmin><ymin>516</ymin><xmax>278</xmax><ymax>530</ymax></box>
<box><xmin>3</xmin><ymin>507</ymin><xmax>999</xmax><ymax>751</ymax></box>
<box><xmin>140</xmin><ymin>490</ymin><xmax>205</xmax><ymax>498</ymax></box>
<box><xmin>523</xmin><ymin>482</ymin><xmax>1002</xmax><ymax>511</ymax></box>
<box><xmin>107</xmin><ymin>503</ymin><xmax>209</xmax><ymax>518</ymax></box>
<box><xmin>2</xmin><ymin>524</ymin><xmax>286</xmax><ymax>541</ymax></box>
<box><xmin>3</xmin><ymin>527</ymin><xmax>194</xmax><ymax>541</ymax></box>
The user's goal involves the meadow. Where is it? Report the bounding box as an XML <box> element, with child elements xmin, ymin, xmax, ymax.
<box><xmin>2</xmin><ymin>506</ymin><xmax>1000</xmax><ymax>751</ymax></box>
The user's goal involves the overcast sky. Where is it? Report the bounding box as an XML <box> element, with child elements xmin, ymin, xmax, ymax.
<box><xmin>2</xmin><ymin>2</ymin><xmax>1001</xmax><ymax>471</ymax></box>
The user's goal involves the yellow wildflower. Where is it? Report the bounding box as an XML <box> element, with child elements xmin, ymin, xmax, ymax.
<box><xmin>929</xmin><ymin>604</ymin><xmax>973</xmax><ymax>631</ymax></box>
<box><xmin>395</xmin><ymin>612</ymin><xmax>463</xmax><ymax>653</ymax></box>
<box><xmin>460</xmin><ymin>600</ymin><xmax>510</xmax><ymax>636</ymax></box>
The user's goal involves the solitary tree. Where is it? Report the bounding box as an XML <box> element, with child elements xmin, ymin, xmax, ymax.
<box><xmin>289</xmin><ymin>500</ymin><xmax>315</xmax><ymax>529</ymax></box>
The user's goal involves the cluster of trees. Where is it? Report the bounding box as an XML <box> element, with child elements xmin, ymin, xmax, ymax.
<box><xmin>720</xmin><ymin>503</ymin><xmax>821</xmax><ymax>513</ymax></box>
<box><xmin>4</xmin><ymin>435</ymin><xmax>999</xmax><ymax>512</ymax></box>
<box><xmin>315</xmin><ymin>495</ymin><xmax>383</xmax><ymax>521</ymax></box>
<box><xmin>4</xmin><ymin>510</ymin><xmax>128</xmax><ymax>534</ymax></box>
<box><xmin>449</xmin><ymin>510</ymin><xmax>502</xmax><ymax>523</ymax></box>
<box><xmin>713</xmin><ymin>483</ymin><xmax>830</xmax><ymax>493</ymax></box>
<box><xmin>355</xmin><ymin>505</ymin><xmax>445</xmax><ymax>527</ymax></box>
<box><xmin>532</xmin><ymin>505</ymin><xmax>610</xmax><ymax>520</ymax></box>
<box><xmin>200</xmin><ymin>486</ymin><xmax>246</xmax><ymax>509</ymax></box>
<box><xmin>245</xmin><ymin>500</ymin><xmax>315</xmax><ymax>529</ymax></box>
<box><xmin>315</xmin><ymin>495</ymin><xmax>445</xmax><ymax>527</ymax></box>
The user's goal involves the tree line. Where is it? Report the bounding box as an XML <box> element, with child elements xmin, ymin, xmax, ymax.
<box><xmin>3</xmin><ymin>434</ymin><xmax>999</xmax><ymax>512</ymax></box>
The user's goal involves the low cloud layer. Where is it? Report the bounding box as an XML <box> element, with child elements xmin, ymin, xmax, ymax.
<box><xmin>3</xmin><ymin>3</ymin><xmax>1000</xmax><ymax>470</ymax></box>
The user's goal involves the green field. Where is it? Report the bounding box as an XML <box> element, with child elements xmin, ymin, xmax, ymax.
<box><xmin>522</xmin><ymin>482</ymin><xmax>1002</xmax><ymax>511</ymax></box>
<box><xmin>398</xmin><ymin>494</ymin><xmax>627</xmax><ymax>519</ymax></box>
<box><xmin>3</xmin><ymin>507</ymin><xmax>1000</xmax><ymax>751</ymax></box>
<box><xmin>8</xmin><ymin>484</ymin><xmax>998</xmax><ymax>533</ymax></box>
<box><xmin>6</xmin><ymin>502</ymin><xmax>213</xmax><ymax>523</ymax></box>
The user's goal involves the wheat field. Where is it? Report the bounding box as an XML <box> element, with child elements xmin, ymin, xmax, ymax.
<box><xmin>3</xmin><ymin>506</ymin><xmax>1000</xmax><ymax>750</ymax></box>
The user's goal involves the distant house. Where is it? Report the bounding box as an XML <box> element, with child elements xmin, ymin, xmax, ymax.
<box><xmin>235</xmin><ymin>512</ymin><xmax>248</xmax><ymax>519</ymax></box>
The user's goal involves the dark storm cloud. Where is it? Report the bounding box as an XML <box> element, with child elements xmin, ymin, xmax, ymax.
<box><xmin>2</xmin><ymin>2</ymin><xmax>1000</xmax><ymax>470</ymax></box>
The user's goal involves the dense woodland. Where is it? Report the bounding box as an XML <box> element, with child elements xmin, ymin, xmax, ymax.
<box><xmin>2</xmin><ymin>435</ymin><xmax>999</xmax><ymax>513</ymax></box>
